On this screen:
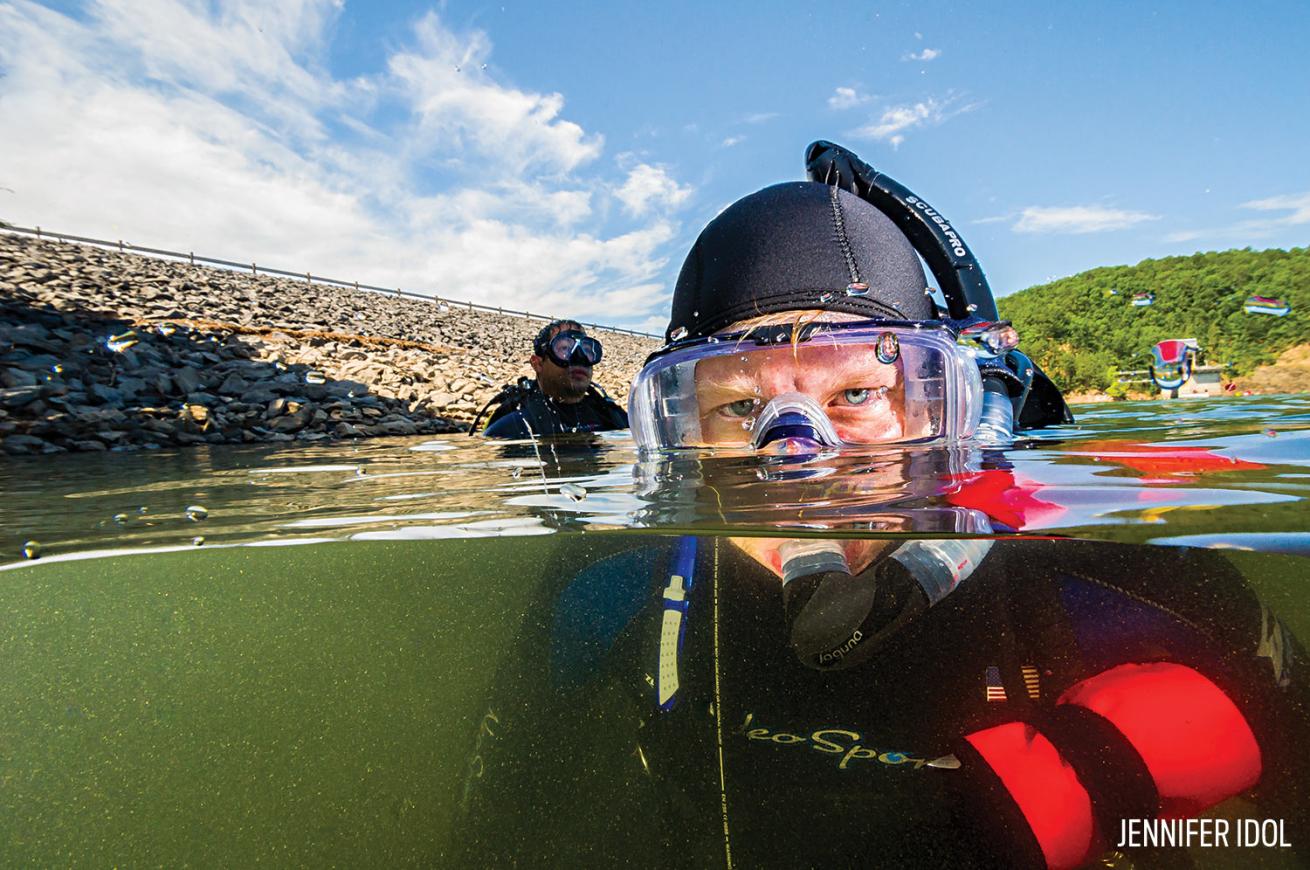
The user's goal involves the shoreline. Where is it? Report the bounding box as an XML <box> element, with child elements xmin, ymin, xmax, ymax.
<box><xmin>1</xmin><ymin>232</ymin><xmax>659</xmax><ymax>455</ymax></box>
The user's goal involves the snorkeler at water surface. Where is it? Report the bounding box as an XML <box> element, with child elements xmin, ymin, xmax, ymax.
<box><xmin>451</xmin><ymin>142</ymin><xmax>1308</xmax><ymax>869</ymax></box>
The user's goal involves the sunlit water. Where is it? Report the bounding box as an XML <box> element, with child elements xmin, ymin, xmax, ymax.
<box><xmin>2</xmin><ymin>394</ymin><xmax>1309</xmax><ymax>867</ymax></box>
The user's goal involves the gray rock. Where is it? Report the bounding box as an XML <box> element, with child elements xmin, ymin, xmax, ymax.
<box><xmin>173</xmin><ymin>366</ymin><xmax>201</xmax><ymax>394</ymax></box>
<box><xmin>217</xmin><ymin>373</ymin><xmax>249</xmax><ymax>395</ymax></box>
<box><xmin>89</xmin><ymin>383</ymin><xmax>124</xmax><ymax>405</ymax></box>
<box><xmin>1</xmin><ymin>368</ymin><xmax>38</xmax><ymax>388</ymax></box>
<box><xmin>1</xmin><ymin>385</ymin><xmax>43</xmax><ymax>408</ymax></box>
<box><xmin>4</xmin><ymin>433</ymin><xmax>49</xmax><ymax>454</ymax></box>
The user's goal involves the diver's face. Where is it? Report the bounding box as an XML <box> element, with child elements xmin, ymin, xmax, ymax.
<box><xmin>694</xmin><ymin>341</ymin><xmax>906</xmax><ymax>446</ymax></box>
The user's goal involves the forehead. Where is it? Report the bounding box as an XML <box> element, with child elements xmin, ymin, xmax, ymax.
<box><xmin>693</xmin><ymin>340</ymin><xmax>898</xmax><ymax>390</ymax></box>
<box><xmin>547</xmin><ymin>323</ymin><xmax>584</xmax><ymax>339</ymax></box>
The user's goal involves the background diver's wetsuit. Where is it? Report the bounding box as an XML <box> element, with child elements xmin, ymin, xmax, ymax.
<box><xmin>452</xmin><ymin>538</ymin><xmax>1308</xmax><ymax>869</ymax></box>
<box><xmin>481</xmin><ymin>378</ymin><xmax>629</xmax><ymax>438</ymax></box>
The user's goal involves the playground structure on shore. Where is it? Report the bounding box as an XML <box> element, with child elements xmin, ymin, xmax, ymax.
<box><xmin>1112</xmin><ymin>338</ymin><xmax>1231</xmax><ymax>399</ymax></box>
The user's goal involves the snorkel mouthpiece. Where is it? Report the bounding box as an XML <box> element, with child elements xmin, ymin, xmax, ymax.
<box><xmin>779</xmin><ymin>540</ymin><xmax>928</xmax><ymax>671</ymax></box>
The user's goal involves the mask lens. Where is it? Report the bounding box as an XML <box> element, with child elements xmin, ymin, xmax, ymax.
<box><xmin>548</xmin><ymin>333</ymin><xmax>602</xmax><ymax>366</ymax></box>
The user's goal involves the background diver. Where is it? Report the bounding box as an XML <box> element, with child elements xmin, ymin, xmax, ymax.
<box><xmin>474</xmin><ymin>318</ymin><xmax>629</xmax><ymax>438</ymax></box>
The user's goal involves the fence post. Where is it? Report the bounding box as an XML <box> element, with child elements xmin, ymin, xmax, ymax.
<box><xmin>306</xmin><ymin>272</ymin><xmax>312</xmax><ymax>283</ymax></box>
<box><xmin>35</xmin><ymin>226</ymin><xmax>41</xmax><ymax>238</ymax></box>
<box><xmin>252</xmin><ymin>262</ymin><xmax>257</xmax><ymax>275</ymax></box>
<box><xmin>190</xmin><ymin>252</ymin><xmax>195</xmax><ymax>265</ymax></box>
<box><xmin>118</xmin><ymin>240</ymin><xmax>124</xmax><ymax>252</ymax></box>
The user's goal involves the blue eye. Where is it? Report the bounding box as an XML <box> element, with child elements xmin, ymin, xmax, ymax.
<box><xmin>722</xmin><ymin>399</ymin><xmax>757</xmax><ymax>417</ymax></box>
<box><xmin>843</xmin><ymin>388</ymin><xmax>871</xmax><ymax>405</ymax></box>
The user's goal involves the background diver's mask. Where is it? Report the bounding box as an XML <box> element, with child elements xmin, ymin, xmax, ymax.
<box><xmin>629</xmin><ymin>320</ymin><xmax>983</xmax><ymax>451</ymax></box>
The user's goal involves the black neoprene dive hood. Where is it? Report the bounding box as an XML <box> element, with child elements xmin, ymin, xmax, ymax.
<box><xmin>662</xmin><ymin>140</ymin><xmax>1073</xmax><ymax>430</ymax></box>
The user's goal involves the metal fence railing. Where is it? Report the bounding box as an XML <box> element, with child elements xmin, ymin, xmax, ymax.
<box><xmin>2</xmin><ymin>224</ymin><xmax>661</xmax><ymax>339</ymax></box>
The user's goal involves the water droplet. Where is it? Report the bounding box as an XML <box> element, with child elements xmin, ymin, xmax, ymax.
<box><xmin>923</xmin><ymin>287</ymin><xmax>934</xmax><ymax>296</ymax></box>
<box><xmin>137</xmin><ymin>506</ymin><xmax>149</xmax><ymax>515</ymax></box>
<box><xmin>670</xmin><ymin>326</ymin><xmax>688</xmax><ymax>341</ymax></box>
<box><xmin>50</xmin><ymin>363</ymin><xmax>64</xmax><ymax>374</ymax></box>
<box><xmin>774</xmin><ymin>334</ymin><xmax>786</xmax><ymax>343</ymax></box>
<box><xmin>819</xmin><ymin>291</ymin><xmax>835</xmax><ymax>303</ymax></box>
<box><xmin>561</xmin><ymin>483</ymin><xmax>587</xmax><ymax>502</ymax></box>
<box><xmin>106</xmin><ymin>331</ymin><xmax>138</xmax><ymax>352</ymax></box>
<box><xmin>185</xmin><ymin>505</ymin><xmax>209</xmax><ymax>522</ymax></box>
<box><xmin>966</xmin><ymin>303</ymin><xmax>978</xmax><ymax>312</ymax></box>
<box><xmin>511</xmin><ymin>466</ymin><xmax>523</xmax><ymax>479</ymax></box>
<box><xmin>192</xmin><ymin>536</ymin><xmax>205</xmax><ymax>546</ymax></box>
<box><xmin>692</xmin><ymin>310</ymin><xmax>699</xmax><ymax>317</ymax></box>
<box><xmin>22</xmin><ymin>540</ymin><xmax>41</xmax><ymax>560</ymax></box>
<box><xmin>846</xmin><ymin>283</ymin><xmax>870</xmax><ymax>297</ymax></box>
<box><xmin>156</xmin><ymin>323</ymin><xmax>177</xmax><ymax>336</ymax></box>
<box><xmin>480</xmin><ymin>63</ymin><xmax>488</xmax><ymax>70</ymax></box>
<box><xmin>304</xmin><ymin>371</ymin><xmax>326</xmax><ymax>385</ymax></box>
<box><xmin>275</xmin><ymin>362</ymin><xmax>287</xmax><ymax>372</ymax></box>
<box><xmin>112</xmin><ymin>513</ymin><xmax>129</xmax><ymax>525</ymax></box>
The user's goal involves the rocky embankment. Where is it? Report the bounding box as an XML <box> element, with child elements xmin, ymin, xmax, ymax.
<box><xmin>1</xmin><ymin>232</ymin><xmax>660</xmax><ymax>455</ymax></box>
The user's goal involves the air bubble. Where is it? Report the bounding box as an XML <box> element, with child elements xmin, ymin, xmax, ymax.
<box><xmin>846</xmin><ymin>283</ymin><xmax>870</xmax><ymax>297</ymax></box>
<box><xmin>561</xmin><ymin>483</ymin><xmax>587</xmax><ymax>502</ymax></box>
<box><xmin>966</xmin><ymin>303</ymin><xmax>978</xmax><ymax>313</ymax></box>
<box><xmin>185</xmin><ymin>505</ymin><xmax>209</xmax><ymax>522</ymax></box>
<box><xmin>22</xmin><ymin>540</ymin><xmax>41</xmax><ymax>560</ymax></box>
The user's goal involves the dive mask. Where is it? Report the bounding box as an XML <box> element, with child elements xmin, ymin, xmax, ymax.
<box><xmin>629</xmin><ymin>320</ymin><xmax>983</xmax><ymax>451</ymax></box>
<box><xmin>537</xmin><ymin>330</ymin><xmax>603</xmax><ymax>368</ymax></box>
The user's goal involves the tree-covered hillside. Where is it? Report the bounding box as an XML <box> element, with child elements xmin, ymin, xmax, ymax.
<box><xmin>997</xmin><ymin>247</ymin><xmax>1310</xmax><ymax>393</ymax></box>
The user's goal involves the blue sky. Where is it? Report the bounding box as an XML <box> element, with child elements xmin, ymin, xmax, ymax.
<box><xmin>2</xmin><ymin>0</ymin><xmax>1307</xmax><ymax>334</ymax></box>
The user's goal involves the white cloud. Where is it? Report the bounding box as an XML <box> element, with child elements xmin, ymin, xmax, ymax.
<box><xmin>827</xmin><ymin>87</ymin><xmax>872</xmax><ymax>110</ymax></box>
<box><xmin>1241</xmin><ymin>191</ymin><xmax>1310</xmax><ymax>224</ymax></box>
<box><xmin>0</xmin><ymin>0</ymin><xmax>691</xmax><ymax>327</ymax></box>
<box><xmin>850</xmin><ymin>94</ymin><xmax>977</xmax><ymax>147</ymax></box>
<box><xmin>720</xmin><ymin>135</ymin><xmax>745</xmax><ymax>148</ymax></box>
<box><xmin>1012</xmin><ymin>206</ymin><xmax>1161</xmax><ymax>234</ymax></box>
<box><xmin>615</xmin><ymin>164</ymin><xmax>693</xmax><ymax>217</ymax></box>
<box><xmin>903</xmin><ymin>48</ymin><xmax>941</xmax><ymax>62</ymax></box>
<box><xmin>1164</xmin><ymin>191</ymin><xmax>1310</xmax><ymax>243</ymax></box>
<box><xmin>741</xmin><ymin>112</ymin><xmax>779</xmax><ymax>124</ymax></box>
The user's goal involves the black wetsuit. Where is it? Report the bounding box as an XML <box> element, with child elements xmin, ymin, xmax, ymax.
<box><xmin>482</xmin><ymin>379</ymin><xmax>628</xmax><ymax>438</ymax></box>
<box><xmin>452</xmin><ymin>537</ymin><xmax>1307</xmax><ymax>868</ymax></box>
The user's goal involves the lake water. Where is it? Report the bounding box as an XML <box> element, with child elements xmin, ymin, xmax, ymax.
<box><xmin>2</xmin><ymin>394</ymin><xmax>1308</xmax><ymax>867</ymax></box>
